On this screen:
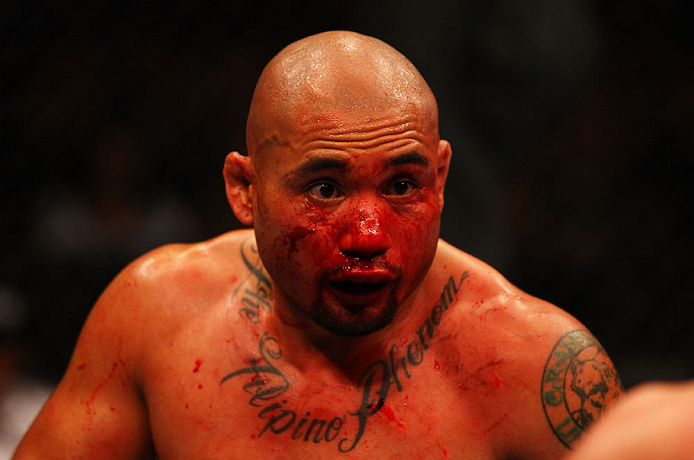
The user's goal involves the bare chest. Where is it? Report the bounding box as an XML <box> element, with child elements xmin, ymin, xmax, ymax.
<box><xmin>141</xmin><ymin>321</ymin><xmax>519</xmax><ymax>460</ymax></box>
<box><xmin>140</xmin><ymin>265</ymin><xmax>522</xmax><ymax>458</ymax></box>
<box><xmin>143</xmin><ymin>360</ymin><xmax>500</xmax><ymax>459</ymax></box>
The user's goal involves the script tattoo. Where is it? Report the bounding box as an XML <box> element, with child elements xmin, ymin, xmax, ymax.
<box><xmin>233</xmin><ymin>237</ymin><xmax>273</xmax><ymax>323</ymax></box>
<box><xmin>541</xmin><ymin>329</ymin><xmax>622</xmax><ymax>448</ymax></box>
<box><xmin>220</xmin><ymin>333</ymin><xmax>289</xmax><ymax>408</ymax></box>
<box><xmin>338</xmin><ymin>272</ymin><xmax>469</xmax><ymax>452</ymax></box>
<box><xmin>221</xmin><ymin>271</ymin><xmax>469</xmax><ymax>453</ymax></box>
<box><xmin>221</xmin><ymin>332</ymin><xmax>347</xmax><ymax>443</ymax></box>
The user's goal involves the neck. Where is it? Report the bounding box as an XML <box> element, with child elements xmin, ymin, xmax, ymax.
<box><xmin>265</xmin><ymin>276</ymin><xmax>436</xmax><ymax>380</ymax></box>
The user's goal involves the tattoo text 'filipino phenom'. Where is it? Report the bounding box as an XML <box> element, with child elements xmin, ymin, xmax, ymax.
<box><xmin>221</xmin><ymin>271</ymin><xmax>469</xmax><ymax>454</ymax></box>
<box><xmin>338</xmin><ymin>272</ymin><xmax>468</xmax><ymax>452</ymax></box>
<box><xmin>541</xmin><ymin>329</ymin><xmax>622</xmax><ymax>449</ymax></box>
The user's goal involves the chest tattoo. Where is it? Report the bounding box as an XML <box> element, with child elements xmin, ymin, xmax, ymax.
<box><xmin>221</xmin><ymin>271</ymin><xmax>469</xmax><ymax>453</ymax></box>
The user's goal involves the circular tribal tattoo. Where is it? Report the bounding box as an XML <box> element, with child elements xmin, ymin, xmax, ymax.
<box><xmin>541</xmin><ymin>329</ymin><xmax>622</xmax><ymax>448</ymax></box>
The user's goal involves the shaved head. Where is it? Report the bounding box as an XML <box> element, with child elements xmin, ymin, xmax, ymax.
<box><xmin>246</xmin><ymin>31</ymin><xmax>439</xmax><ymax>158</ymax></box>
<box><xmin>224</xmin><ymin>31</ymin><xmax>452</xmax><ymax>340</ymax></box>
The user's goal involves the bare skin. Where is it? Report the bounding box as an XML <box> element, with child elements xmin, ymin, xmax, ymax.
<box><xmin>13</xmin><ymin>31</ymin><xmax>622</xmax><ymax>459</ymax></box>
<box><xmin>565</xmin><ymin>380</ymin><xmax>694</xmax><ymax>460</ymax></box>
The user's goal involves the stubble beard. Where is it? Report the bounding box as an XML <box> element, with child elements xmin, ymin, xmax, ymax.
<box><xmin>308</xmin><ymin>276</ymin><xmax>401</xmax><ymax>337</ymax></box>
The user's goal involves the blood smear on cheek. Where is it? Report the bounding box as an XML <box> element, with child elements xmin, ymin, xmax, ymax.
<box><xmin>285</xmin><ymin>226</ymin><xmax>315</xmax><ymax>254</ymax></box>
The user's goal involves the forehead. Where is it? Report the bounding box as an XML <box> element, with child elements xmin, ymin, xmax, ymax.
<box><xmin>254</xmin><ymin>106</ymin><xmax>437</xmax><ymax>176</ymax></box>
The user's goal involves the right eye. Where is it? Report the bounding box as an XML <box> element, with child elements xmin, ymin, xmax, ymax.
<box><xmin>307</xmin><ymin>182</ymin><xmax>341</xmax><ymax>200</ymax></box>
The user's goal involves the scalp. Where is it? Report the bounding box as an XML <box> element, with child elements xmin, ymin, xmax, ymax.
<box><xmin>246</xmin><ymin>31</ymin><xmax>439</xmax><ymax>159</ymax></box>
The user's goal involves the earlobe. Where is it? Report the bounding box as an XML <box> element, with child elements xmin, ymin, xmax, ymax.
<box><xmin>223</xmin><ymin>151</ymin><xmax>256</xmax><ymax>226</ymax></box>
<box><xmin>436</xmin><ymin>140</ymin><xmax>452</xmax><ymax>209</ymax></box>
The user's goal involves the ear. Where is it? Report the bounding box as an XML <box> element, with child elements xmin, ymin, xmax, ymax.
<box><xmin>435</xmin><ymin>139</ymin><xmax>452</xmax><ymax>209</ymax></box>
<box><xmin>223</xmin><ymin>151</ymin><xmax>256</xmax><ymax>226</ymax></box>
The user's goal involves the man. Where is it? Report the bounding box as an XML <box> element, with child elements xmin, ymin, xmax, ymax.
<box><xmin>13</xmin><ymin>31</ymin><xmax>622</xmax><ymax>459</ymax></box>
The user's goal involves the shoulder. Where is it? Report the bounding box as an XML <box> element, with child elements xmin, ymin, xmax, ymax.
<box><xmin>110</xmin><ymin>228</ymin><xmax>256</xmax><ymax>305</ymax></box>
<box><xmin>122</xmin><ymin>228</ymin><xmax>256</xmax><ymax>287</ymax></box>
<box><xmin>432</xmin><ymin>239</ymin><xmax>623</xmax><ymax>455</ymax></box>
<box><xmin>434</xmin><ymin>239</ymin><xmax>587</xmax><ymax>343</ymax></box>
<box><xmin>434</xmin><ymin>239</ymin><xmax>617</xmax><ymax>377</ymax></box>
<box><xmin>8</xmin><ymin>232</ymin><xmax>262</xmax><ymax>459</ymax></box>
<box><xmin>80</xmin><ymin>230</ymin><xmax>258</xmax><ymax>372</ymax></box>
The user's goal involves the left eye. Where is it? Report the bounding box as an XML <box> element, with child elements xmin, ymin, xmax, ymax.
<box><xmin>386</xmin><ymin>180</ymin><xmax>416</xmax><ymax>196</ymax></box>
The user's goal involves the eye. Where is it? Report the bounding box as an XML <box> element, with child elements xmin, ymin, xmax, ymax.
<box><xmin>385</xmin><ymin>180</ymin><xmax>416</xmax><ymax>196</ymax></box>
<box><xmin>307</xmin><ymin>182</ymin><xmax>341</xmax><ymax>200</ymax></box>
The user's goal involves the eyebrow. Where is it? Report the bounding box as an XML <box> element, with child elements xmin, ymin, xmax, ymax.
<box><xmin>288</xmin><ymin>150</ymin><xmax>429</xmax><ymax>181</ymax></box>
<box><xmin>291</xmin><ymin>156</ymin><xmax>348</xmax><ymax>178</ymax></box>
<box><xmin>387</xmin><ymin>151</ymin><xmax>430</xmax><ymax>168</ymax></box>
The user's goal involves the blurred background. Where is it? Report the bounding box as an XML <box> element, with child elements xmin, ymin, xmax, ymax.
<box><xmin>1</xmin><ymin>0</ymin><xmax>693</xmax><ymax>450</ymax></box>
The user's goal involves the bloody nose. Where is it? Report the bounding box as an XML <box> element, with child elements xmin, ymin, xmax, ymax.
<box><xmin>338</xmin><ymin>201</ymin><xmax>392</xmax><ymax>259</ymax></box>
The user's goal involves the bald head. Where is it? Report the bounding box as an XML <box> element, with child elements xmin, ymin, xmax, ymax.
<box><xmin>246</xmin><ymin>31</ymin><xmax>439</xmax><ymax>157</ymax></box>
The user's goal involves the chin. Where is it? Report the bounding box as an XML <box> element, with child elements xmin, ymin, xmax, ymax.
<box><xmin>309</xmin><ymin>292</ymin><xmax>399</xmax><ymax>337</ymax></box>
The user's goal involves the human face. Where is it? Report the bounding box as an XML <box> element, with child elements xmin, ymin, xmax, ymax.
<box><xmin>251</xmin><ymin>108</ymin><xmax>446</xmax><ymax>337</ymax></box>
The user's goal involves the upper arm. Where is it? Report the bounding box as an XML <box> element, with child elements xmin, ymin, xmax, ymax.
<box><xmin>536</xmin><ymin>327</ymin><xmax>623</xmax><ymax>456</ymax></box>
<box><xmin>510</xmin><ymin>298</ymin><xmax>624</xmax><ymax>459</ymax></box>
<box><xmin>13</xmin><ymin>262</ymin><xmax>156</xmax><ymax>459</ymax></box>
<box><xmin>449</xmin><ymin>252</ymin><xmax>624</xmax><ymax>458</ymax></box>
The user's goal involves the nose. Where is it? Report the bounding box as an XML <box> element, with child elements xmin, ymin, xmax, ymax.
<box><xmin>338</xmin><ymin>199</ymin><xmax>392</xmax><ymax>259</ymax></box>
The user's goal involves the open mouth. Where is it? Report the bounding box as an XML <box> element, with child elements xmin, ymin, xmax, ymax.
<box><xmin>329</xmin><ymin>280</ymin><xmax>388</xmax><ymax>296</ymax></box>
<box><xmin>325</xmin><ymin>267</ymin><xmax>398</xmax><ymax>307</ymax></box>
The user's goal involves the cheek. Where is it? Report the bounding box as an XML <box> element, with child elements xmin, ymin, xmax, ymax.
<box><xmin>254</xmin><ymin>197</ymin><xmax>301</xmax><ymax>268</ymax></box>
<box><xmin>259</xmin><ymin>202</ymin><xmax>337</xmax><ymax>270</ymax></box>
<box><xmin>391</xmin><ymin>200</ymin><xmax>441</xmax><ymax>255</ymax></box>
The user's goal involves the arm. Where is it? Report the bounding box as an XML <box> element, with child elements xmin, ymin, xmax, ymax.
<box><xmin>13</xmin><ymin>263</ymin><xmax>155</xmax><ymax>459</ymax></box>
<box><xmin>440</xmin><ymin>248</ymin><xmax>624</xmax><ymax>459</ymax></box>
<box><xmin>478</xmin><ymin>287</ymin><xmax>624</xmax><ymax>459</ymax></box>
<box><xmin>537</xmin><ymin>327</ymin><xmax>623</xmax><ymax>455</ymax></box>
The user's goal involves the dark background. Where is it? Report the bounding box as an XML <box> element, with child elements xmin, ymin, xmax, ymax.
<box><xmin>2</xmin><ymin>0</ymin><xmax>693</xmax><ymax>390</ymax></box>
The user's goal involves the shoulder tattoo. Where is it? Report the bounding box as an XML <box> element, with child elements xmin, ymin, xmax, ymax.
<box><xmin>541</xmin><ymin>329</ymin><xmax>622</xmax><ymax>449</ymax></box>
